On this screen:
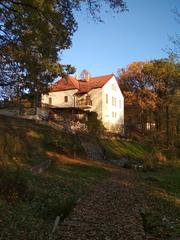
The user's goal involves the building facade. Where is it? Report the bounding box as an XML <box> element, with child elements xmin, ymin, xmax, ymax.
<box><xmin>41</xmin><ymin>74</ymin><xmax>124</xmax><ymax>133</ymax></box>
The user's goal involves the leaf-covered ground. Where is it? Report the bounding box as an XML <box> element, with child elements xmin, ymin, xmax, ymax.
<box><xmin>56</xmin><ymin>168</ymin><xmax>146</xmax><ymax>240</ymax></box>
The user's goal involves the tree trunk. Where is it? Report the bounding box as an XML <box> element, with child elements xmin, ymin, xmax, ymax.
<box><xmin>34</xmin><ymin>92</ymin><xmax>38</xmax><ymax>115</ymax></box>
<box><xmin>155</xmin><ymin>108</ymin><xmax>160</xmax><ymax>132</ymax></box>
<box><xmin>166</xmin><ymin>105</ymin><xmax>170</xmax><ymax>147</ymax></box>
<box><xmin>18</xmin><ymin>89</ymin><xmax>22</xmax><ymax>115</ymax></box>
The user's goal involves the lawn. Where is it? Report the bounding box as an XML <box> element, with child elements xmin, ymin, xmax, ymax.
<box><xmin>140</xmin><ymin>164</ymin><xmax>180</xmax><ymax>239</ymax></box>
<box><xmin>0</xmin><ymin>115</ymin><xmax>110</xmax><ymax>239</ymax></box>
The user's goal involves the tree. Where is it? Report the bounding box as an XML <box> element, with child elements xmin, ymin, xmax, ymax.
<box><xmin>86</xmin><ymin>112</ymin><xmax>105</xmax><ymax>135</ymax></box>
<box><xmin>167</xmin><ymin>9</ymin><xmax>180</xmax><ymax>60</ymax></box>
<box><xmin>118</xmin><ymin>61</ymin><xmax>157</xmax><ymax>134</ymax></box>
<box><xmin>0</xmin><ymin>0</ymin><xmax>127</xmax><ymax>102</ymax></box>
<box><xmin>143</xmin><ymin>59</ymin><xmax>179</xmax><ymax>146</ymax></box>
<box><xmin>0</xmin><ymin>0</ymin><xmax>75</xmax><ymax>111</ymax></box>
<box><xmin>118</xmin><ymin>60</ymin><xmax>179</xmax><ymax>148</ymax></box>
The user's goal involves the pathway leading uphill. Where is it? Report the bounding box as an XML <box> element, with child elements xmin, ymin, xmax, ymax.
<box><xmin>56</xmin><ymin>168</ymin><xmax>146</xmax><ymax>240</ymax></box>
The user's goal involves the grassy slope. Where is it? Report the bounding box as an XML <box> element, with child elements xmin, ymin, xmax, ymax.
<box><xmin>1</xmin><ymin>115</ymin><xmax>179</xmax><ymax>239</ymax></box>
<box><xmin>0</xmin><ymin>115</ymin><xmax>110</xmax><ymax>239</ymax></box>
<box><xmin>101</xmin><ymin>138</ymin><xmax>151</xmax><ymax>161</ymax></box>
<box><xmin>0</xmin><ymin>115</ymin><xmax>86</xmax><ymax>166</ymax></box>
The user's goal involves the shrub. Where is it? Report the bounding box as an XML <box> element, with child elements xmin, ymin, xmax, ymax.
<box><xmin>85</xmin><ymin>112</ymin><xmax>105</xmax><ymax>136</ymax></box>
<box><xmin>143</xmin><ymin>151</ymin><xmax>159</xmax><ymax>171</ymax></box>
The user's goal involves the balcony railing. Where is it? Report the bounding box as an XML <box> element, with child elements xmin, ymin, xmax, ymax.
<box><xmin>76</xmin><ymin>98</ymin><xmax>92</xmax><ymax>109</ymax></box>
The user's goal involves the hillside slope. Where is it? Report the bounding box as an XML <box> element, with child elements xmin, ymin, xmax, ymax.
<box><xmin>0</xmin><ymin>115</ymin><xmax>112</xmax><ymax>239</ymax></box>
<box><xmin>0</xmin><ymin>115</ymin><xmax>86</xmax><ymax>167</ymax></box>
<box><xmin>0</xmin><ymin>115</ymin><xmax>151</xmax><ymax>239</ymax></box>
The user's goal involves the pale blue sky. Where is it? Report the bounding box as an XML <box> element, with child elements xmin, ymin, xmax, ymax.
<box><xmin>61</xmin><ymin>0</ymin><xmax>179</xmax><ymax>77</ymax></box>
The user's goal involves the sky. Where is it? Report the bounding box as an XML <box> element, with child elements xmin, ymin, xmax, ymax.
<box><xmin>61</xmin><ymin>0</ymin><xmax>179</xmax><ymax>77</ymax></box>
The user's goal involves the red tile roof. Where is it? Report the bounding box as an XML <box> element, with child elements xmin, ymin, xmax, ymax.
<box><xmin>50</xmin><ymin>74</ymin><xmax>114</xmax><ymax>93</ymax></box>
<box><xmin>50</xmin><ymin>76</ymin><xmax>79</xmax><ymax>92</ymax></box>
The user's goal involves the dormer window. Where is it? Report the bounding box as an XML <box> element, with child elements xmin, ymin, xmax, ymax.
<box><xmin>64</xmin><ymin>96</ymin><xmax>68</xmax><ymax>102</ymax></box>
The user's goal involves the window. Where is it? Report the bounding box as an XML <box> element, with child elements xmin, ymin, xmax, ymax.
<box><xmin>49</xmin><ymin>97</ymin><xmax>52</xmax><ymax>105</ymax></box>
<box><xmin>112</xmin><ymin>112</ymin><xmax>117</xmax><ymax>118</ymax></box>
<box><xmin>64</xmin><ymin>96</ymin><xmax>68</xmax><ymax>102</ymax></box>
<box><xmin>119</xmin><ymin>100</ymin><xmax>121</xmax><ymax>108</ymax></box>
<box><xmin>111</xmin><ymin>83</ymin><xmax>117</xmax><ymax>91</ymax></box>
<box><xmin>106</xmin><ymin>94</ymin><xmax>108</xmax><ymax>104</ymax></box>
<box><xmin>112</xmin><ymin>97</ymin><xmax>116</xmax><ymax>106</ymax></box>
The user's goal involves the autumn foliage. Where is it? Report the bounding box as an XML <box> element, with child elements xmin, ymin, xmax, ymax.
<box><xmin>118</xmin><ymin>59</ymin><xmax>180</xmax><ymax>150</ymax></box>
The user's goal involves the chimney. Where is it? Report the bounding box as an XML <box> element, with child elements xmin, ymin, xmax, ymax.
<box><xmin>79</xmin><ymin>69</ymin><xmax>90</xmax><ymax>81</ymax></box>
<box><xmin>85</xmin><ymin>72</ymin><xmax>90</xmax><ymax>81</ymax></box>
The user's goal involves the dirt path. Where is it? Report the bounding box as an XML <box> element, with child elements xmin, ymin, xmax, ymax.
<box><xmin>54</xmin><ymin>167</ymin><xmax>146</xmax><ymax>240</ymax></box>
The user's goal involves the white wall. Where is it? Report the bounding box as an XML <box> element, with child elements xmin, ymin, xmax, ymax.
<box><xmin>41</xmin><ymin>89</ymin><xmax>78</xmax><ymax>108</ymax></box>
<box><xmin>88</xmin><ymin>88</ymin><xmax>103</xmax><ymax>120</ymax></box>
<box><xmin>102</xmin><ymin>76</ymin><xmax>124</xmax><ymax>132</ymax></box>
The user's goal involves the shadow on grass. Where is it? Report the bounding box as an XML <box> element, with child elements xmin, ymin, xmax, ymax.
<box><xmin>141</xmin><ymin>166</ymin><xmax>180</xmax><ymax>239</ymax></box>
<box><xmin>0</xmin><ymin>153</ymin><xmax>110</xmax><ymax>239</ymax></box>
<box><xmin>101</xmin><ymin>139</ymin><xmax>151</xmax><ymax>161</ymax></box>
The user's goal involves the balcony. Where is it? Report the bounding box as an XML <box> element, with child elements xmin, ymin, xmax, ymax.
<box><xmin>76</xmin><ymin>97</ymin><xmax>92</xmax><ymax>109</ymax></box>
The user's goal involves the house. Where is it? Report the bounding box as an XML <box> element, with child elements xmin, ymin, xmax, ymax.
<box><xmin>41</xmin><ymin>74</ymin><xmax>124</xmax><ymax>133</ymax></box>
